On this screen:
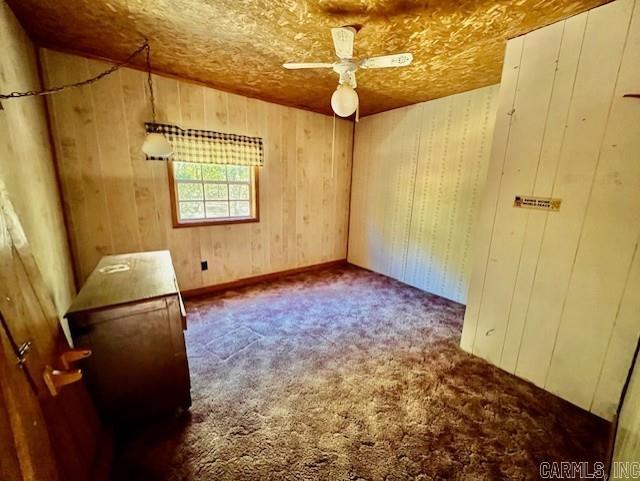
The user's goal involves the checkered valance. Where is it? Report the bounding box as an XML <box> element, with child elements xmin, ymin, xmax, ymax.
<box><xmin>144</xmin><ymin>123</ymin><xmax>264</xmax><ymax>166</ymax></box>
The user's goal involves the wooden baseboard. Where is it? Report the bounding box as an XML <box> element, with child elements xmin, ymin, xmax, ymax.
<box><xmin>182</xmin><ymin>259</ymin><xmax>348</xmax><ymax>298</ymax></box>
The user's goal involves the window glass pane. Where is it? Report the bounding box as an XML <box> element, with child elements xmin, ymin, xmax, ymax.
<box><xmin>227</xmin><ymin>165</ymin><xmax>250</xmax><ymax>182</ymax></box>
<box><xmin>174</xmin><ymin>162</ymin><xmax>201</xmax><ymax>180</ymax></box>
<box><xmin>204</xmin><ymin>184</ymin><xmax>228</xmax><ymax>200</ymax></box>
<box><xmin>229</xmin><ymin>184</ymin><xmax>249</xmax><ymax>200</ymax></box>
<box><xmin>174</xmin><ymin>162</ymin><xmax>256</xmax><ymax>224</ymax></box>
<box><xmin>205</xmin><ymin>201</ymin><xmax>230</xmax><ymax>218</ymax></box>
<box><xmin>177</xmin><ymin>183</ymin><xmax>204</xmax><ymax>201</ymax></box>
<box><xmin>230</xmin><ymin>201</ymin><xmax>251</xmax><ymax>217</ymax></box>
<box><xmin>179</xmin><ymin>201</ymin><xmax>204</xmax><ymax>220</ymax></box>
<box><xmin>202</xmin><ymin>164</ymin><xmax>227</xmax><ymax>181</ymax></box>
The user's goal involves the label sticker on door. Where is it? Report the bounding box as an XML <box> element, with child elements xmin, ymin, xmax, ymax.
<box><xmin>514</xmin><ymin>195</ymin><xmax>561</xmax><ymax>211</ymax></box>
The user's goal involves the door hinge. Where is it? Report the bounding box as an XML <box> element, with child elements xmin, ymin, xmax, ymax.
<box><xmin>16</xmin><ymin>340</ymin><xmax>32</xmax><ymax>365</ymax></box>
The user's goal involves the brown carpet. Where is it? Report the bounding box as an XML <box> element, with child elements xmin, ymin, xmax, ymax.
<box><xmin>112</xmin><ymin>265</ymin><xmax>609</xmax><ymax>481</ymax></box>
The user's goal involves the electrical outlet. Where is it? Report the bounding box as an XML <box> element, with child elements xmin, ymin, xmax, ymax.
<box><xmin>201</xmin><ymin>260</ymin><xmax>208</xmax><ymax>271</ymax></box>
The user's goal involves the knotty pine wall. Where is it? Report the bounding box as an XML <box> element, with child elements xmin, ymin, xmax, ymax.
<box><xmin>0</xmin><ymin>4</ymin><xmax>75</xmax><ymax>319</ymax></box>
<box><xmin>348</xmin><ymin>85</ymin><xmax>499</xmax><ymax>304</ymax></box>
<box><xmin>40</xmin><ymin>49</ymin><xmax>353</xmax><ymax>291</ymax></box>
<box><xmin>461</xmin><ymin>0</ymin><xmax>640</xmax><ymax>420</ymax></box>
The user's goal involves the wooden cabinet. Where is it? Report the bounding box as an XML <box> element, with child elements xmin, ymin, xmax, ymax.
<box><xmin>66</xmin><ymin>251</ymin><xmax>191</xmax><ymax>423</ymax></box>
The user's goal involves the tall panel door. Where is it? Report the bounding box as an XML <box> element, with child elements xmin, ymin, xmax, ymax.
<box><xmin>0</xmin><ymin>184</ymin><xmax>106</xmax><ymax>481</ymax></box>
<box><xmin>0</xmin><ymin>313</ymin><xmax>60</xmax><ymax>481</ymax></box>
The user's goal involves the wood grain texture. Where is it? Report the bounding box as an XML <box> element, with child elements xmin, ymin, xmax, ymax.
<box><xmin>0</xmin><ymin>2</ymin><xmax>75</xmax><ymax>322</ymax></box>
<box><xmin>67</xmin><ymin>251</ymin><xmax>179</xmax><ymax>314</ymax></box>
<box><xmin>67</xmin><ymin>253</ymin><xmax>190</xmax><ymax>423</ymax></box>
<box><xmin>40</xmin><ymin>49</ymin><xmax>353</xmax><ymax>291</ymax></box>
<box><xmin>6</xmin><ymin>0</ymin><xmax>610</xmax><ymax>116</ymax></box>
<box><xmin>348</xmin><ymin>84</ymin><xmax>499</xmax><ymax>304</ymax></box>
<box><xmin>0</xmin><ymin>180</ymin><xmax>105</xmax><ymax>481</ymax></box>
<box><xmin>461</xmin><ymin>0</ymin><xmax>640</xmax><ymax>420</ymax></box>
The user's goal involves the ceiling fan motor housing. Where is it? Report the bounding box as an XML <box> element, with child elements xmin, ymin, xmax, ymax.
<box><xmin>333</xmin><ymin>61</ymin><xmax>358</xmax><ymax>87</ymax></box>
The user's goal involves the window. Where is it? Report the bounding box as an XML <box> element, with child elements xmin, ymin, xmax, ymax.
<box><xmin>169</xmin><ymin>161</ymin><xmax>258</xmax><ymax>227</ymax></box>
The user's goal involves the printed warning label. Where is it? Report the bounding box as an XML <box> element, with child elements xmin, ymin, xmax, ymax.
<box><xmin>514</xmin><ymin>195</ymin><xmax>561</xmax><ymax>211</ymax></box>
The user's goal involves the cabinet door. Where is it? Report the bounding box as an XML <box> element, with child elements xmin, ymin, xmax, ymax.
<box><xmin>0</xmin><ymin>185</ymin><xmax>106</xmax><ymax>481</ymax></box>
<box><xmin>72</xmin><ymin>296</ymin><xmax>190</xmax><ymax>422</ymax></box>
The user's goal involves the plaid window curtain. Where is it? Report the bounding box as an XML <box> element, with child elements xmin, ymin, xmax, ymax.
<box><xmin>144</xmin><ymin>123</ymin><xmax>264</xmax><ymax>166</ymax></box>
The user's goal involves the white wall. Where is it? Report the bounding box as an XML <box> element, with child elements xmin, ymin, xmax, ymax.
<box><xmin>348</xmin><ymin>85</ymin><xmax>499</xmax><ymax>304</ymax></box>
<box><xmin>461</xmin><ymin>0</ymin><xmax>640</xmax><ymax>420</ymax></box>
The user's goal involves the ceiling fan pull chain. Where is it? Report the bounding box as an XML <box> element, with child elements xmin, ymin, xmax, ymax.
<box><xmin>331</xmin><ymin>113</ymin><xmax>336</xmax><ymax>180</ymax></box>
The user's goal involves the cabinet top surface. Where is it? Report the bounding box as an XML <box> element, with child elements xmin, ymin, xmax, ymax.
<box><xmin>66</xmin><ymin>251</ymin><xmax>178</xmax><ymax>315</ymax></box>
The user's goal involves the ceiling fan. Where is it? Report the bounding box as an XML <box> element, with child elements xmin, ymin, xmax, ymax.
<box><xmin>283</xmin><ymin>26</ymin><xmax>413</xmax><ymax>118</ymax></box>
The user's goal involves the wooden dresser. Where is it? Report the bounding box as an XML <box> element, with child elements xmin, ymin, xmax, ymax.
<box><xmin>66</xmin><ymin>251</ymin><xmax>191</xmax><ymax>423</ymax></box>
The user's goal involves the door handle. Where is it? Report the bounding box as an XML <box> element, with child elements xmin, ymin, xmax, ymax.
<box><xmin>60</xmin><ymin>348</ymin><xmax>92</xmax><ymax>369</ymax></box>
<box><xmin>43</xmin><ymin>365</ymin><xmax>83</xmax><ymax>397</ymax></box>
<box><xmin>42</xmin><ymin>349</ymin><xmax>92</xmax><ymax>396</ymax></box>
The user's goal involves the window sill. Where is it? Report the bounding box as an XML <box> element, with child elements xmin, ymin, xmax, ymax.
<box><xmin>172</xmin><ymin>216</ymin><xmax>259</xmax><ymax>228</ymax></box>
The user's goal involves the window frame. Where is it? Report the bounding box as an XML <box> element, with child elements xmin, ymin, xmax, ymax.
<box><xmin>167</xmin><ymin>161</ymin><xmax>260</xmax><ymax>228</ymax></box>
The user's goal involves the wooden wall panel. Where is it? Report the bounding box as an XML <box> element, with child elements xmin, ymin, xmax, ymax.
<box><xmin>460</xmin><ymin>38</ymin><xmax>524</xmax><ymax>351</ymax></box>
<box><xmin>41</xmin><ymin>49</ymin><xmax>353</xmax><ymax>291</ymax></box>
<box><xmin>0</xmin><ymin>3</ymin><xmax>75</xmax><ymax>321</ymax></box>
<box><xmin>499</xmin><ymin>14</ymin><xmax>587</xmax><ymax>374</ymax></box>
<box><xmin>471</xmin><ymin>22</ymin><xmax>565</xmax><ymax>365</ymax></box>
<box><xmin>545</xmin><ymin>0</ymin><xmax>640</xmax><ymax>409</ymax></box>
<box><xmin>348</xmin><ymin>85</ymin><xmax>499</xmax><ymax>304</ymax></box>
<box><xmin>462</xmin><ymin>0</ymin><xmax>640</xmax><ymax>420</ymax></box>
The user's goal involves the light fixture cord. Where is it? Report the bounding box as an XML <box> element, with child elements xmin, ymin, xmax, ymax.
<box><xmin>0</xmin><ymin>40</ymin><xmax>150</xmax><ymax>100</ymax></box>
<box><xmin>144</xmin><ymin>43</ymin><xmax>157</xmax><ymax>125</ymax></box>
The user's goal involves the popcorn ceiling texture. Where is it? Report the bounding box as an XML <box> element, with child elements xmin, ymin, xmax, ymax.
<box><xmin>112</xmin><ymin>265</ymin><xmax>607</xmax><ymax>480</ymax></box>
<box><xmin>7</xmin><ymin>0</ymin><xmax>610</xmax><ymax>115</ymax></box>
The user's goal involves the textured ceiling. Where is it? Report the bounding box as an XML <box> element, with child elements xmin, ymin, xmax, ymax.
<box><xmin>8</xmin><ymin>0</ymin><xmax>609</xmax><ymax>116</ymax></box>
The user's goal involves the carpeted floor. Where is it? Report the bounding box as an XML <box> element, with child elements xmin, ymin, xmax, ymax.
<box><xmin>112</xmin><ymin>265</ymin><xmax>609</xmax><ymax>481</ymax></box>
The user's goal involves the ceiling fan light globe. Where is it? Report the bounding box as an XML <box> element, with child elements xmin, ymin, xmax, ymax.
<box><xmin>142</xmin><ymin>132</ymin><xmax>173</xmax><ymax>158</ymax></box>
<box><xmin>331</xmin><ymin>84</ymin><xmax>359</xmax><ymax>117</ymax></box>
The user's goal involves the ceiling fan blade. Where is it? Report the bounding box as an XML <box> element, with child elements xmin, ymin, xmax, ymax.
<box><xmin>360</xmin><ymin>53</ymin><xmax>413</xmax><ymax>69</ymax></box>
<box><xmin>282</xmin><ymin>62</ymin><xmax>334</xmax><ymax>69</ymax></box>
<box><xmin>331</xmin><ymin>26</ymin><xmax>356</xmax><ymax>59</ymax></box>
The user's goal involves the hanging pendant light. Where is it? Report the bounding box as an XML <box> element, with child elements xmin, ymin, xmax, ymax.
<box><xmin>142</xmin><ymin>132</ymin><xmax>173</xmax><ymax>157</ymax></box>
<box><xmin>142</xmin><ymin>43</ymin><xmax>172</xmax><ymax>158</ymax></box>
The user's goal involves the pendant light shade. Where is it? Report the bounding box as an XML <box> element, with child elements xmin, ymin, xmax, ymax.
<box><xmin>142</xmin><ymin>132</ymin><xmax>173</xmax><ymax>157</ymax></box>
<box><xmin>331</xmin><ymin>84</ymin><xmax>359</xmax><ymax>117</ymax></box>
<box><xmin>141</xmin><ymin>42</ymin><xmax>172</xmax><ymax>159</ymax></box>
